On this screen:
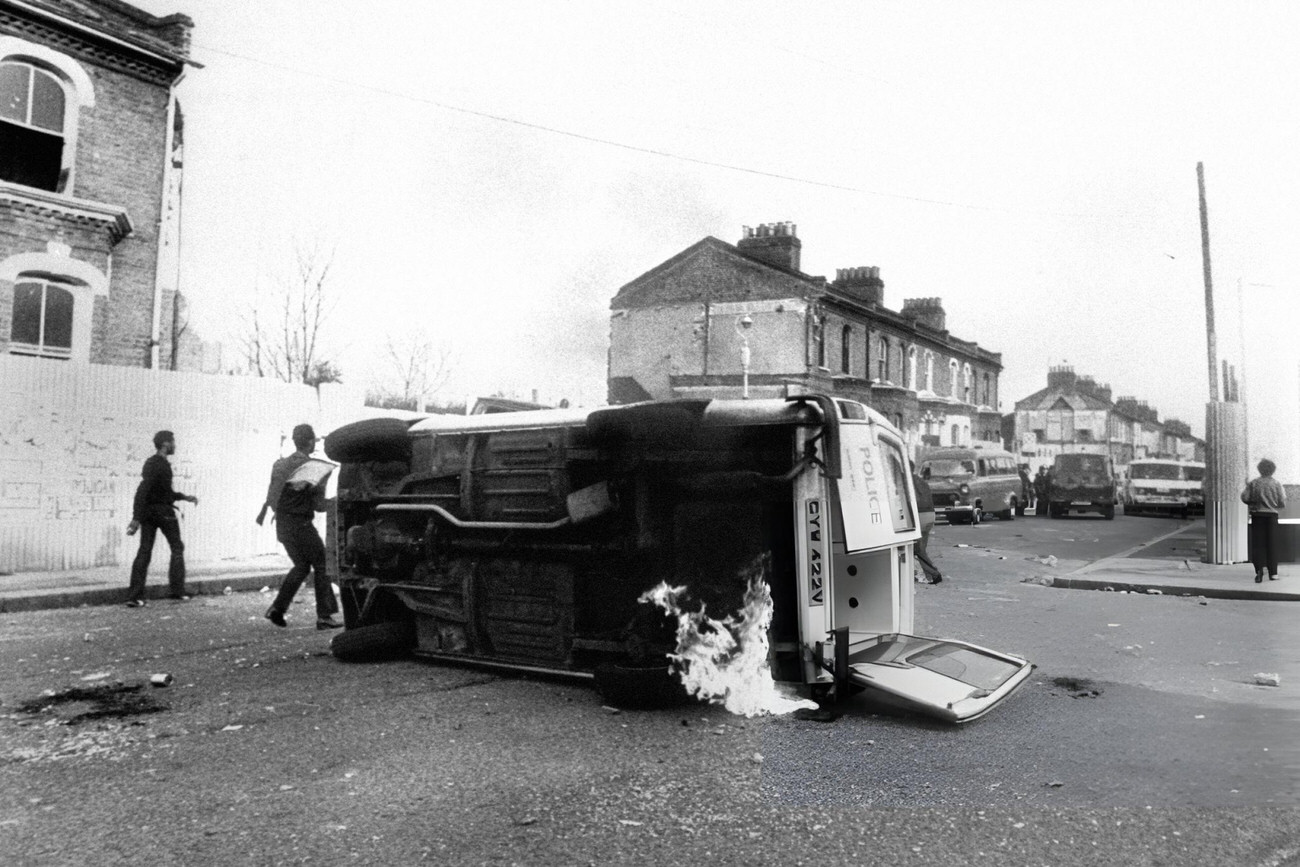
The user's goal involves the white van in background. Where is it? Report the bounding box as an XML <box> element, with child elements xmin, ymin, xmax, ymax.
<box><xmin>1123</xmin><ymin>459</ymin><xmax>1205</xmax><ymax>518</ymax></box>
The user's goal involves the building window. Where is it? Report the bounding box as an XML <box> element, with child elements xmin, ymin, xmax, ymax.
<box><xmin>924</xmin><ymin>351</ymin><xmax>934</xmax><ymax>392</ymax></box>
<box><xmin>814</xmin><ymin>316</ymin><xmax>826</xmax><ymax>368</ymax></box>
<box><xmin>963</xmin><ymin>363</ymin><xmax>973</xmax><ymax>404</ymax></box>
<box><xmin>877</xmin><ymin>338</ymin><xmax>889</xmax><ymax>381</ymax></box>
<box><xmin>951</xmin><ymin>423</ymin><xmax>960</xmax><ymax>445</ymax></box>
<box><xmin>949</xmin><ymin>359</ymin><xmax>959</xmax><ymax>399</ymax></box>
<box><xmin>10</xmin><ymin>278</ymin><xmax>73</xmax><ymax>358</ymax></box>
<box><xmin>0</xmin><ymin>61</ymin><xmax>69</xmax><ymax>192</ymax></box>
<box><xmin>983</xmin><ymin>371</ymin><xmax>991</xmax><ymax>405</ymax></box>
<box><xmin>907</xmin><ymin>346</ymin><xmax>918</xmax><ymax>390</ymax></box>
<box><xmin>841</xmin><ymin>324</ymin><xmax>852</xmax><ymax>374</ymax></box>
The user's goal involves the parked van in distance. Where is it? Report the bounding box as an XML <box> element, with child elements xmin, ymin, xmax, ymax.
<box><xmin>1123</xmin><ymin>459</ymin><xmax>1205</xmax><ymax>518</ymax></box>
<box><xmin>1046</xmin><ymin>452</ymin><xmax>1118</xmax><ymax>519</ymax></box>
<box><xmin>918</xmin><ymin>446</ymin><xmax>1023</xmax><ymax>524</ymax></box>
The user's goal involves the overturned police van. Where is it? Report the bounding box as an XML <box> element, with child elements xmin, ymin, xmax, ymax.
<box><xmin>323</xmin><ymin>394</ymin><xmax>1032</xmax><ymax>723</ymax></box>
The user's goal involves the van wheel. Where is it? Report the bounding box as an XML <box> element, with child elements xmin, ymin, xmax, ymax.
<box><xmin>999</xmin><ymin>501</ymin><xmax>1015</xmax><ymax>521</ymax></box>
<box><xmin>1103</xmin><ymin>505</ymin><xmax>1116</xmax><ymax>520</ymax></box>
<box><xmin>970</xmin><ymin>509</ymin><xmax>982</xmax><ymax>525</ymax></box>
<box><xmin>594</xmin><ymin>661</ymin><xmax>690</xmax><ymax>709</ymax></box>
<box><xmin>330</xmin><ymin>620</ymin><xmax>416</xmax><ymax>663</ymax></box>
<box><xmin>323</xmin><ymin>417</ymin><xmax>413</xmax><ymax>463</ymax></box>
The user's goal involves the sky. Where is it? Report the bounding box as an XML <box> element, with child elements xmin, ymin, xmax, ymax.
<box><xmin>134</xmin><ymin>0</ymin><xmax>1299</xmax><ymax>478</ymax></box>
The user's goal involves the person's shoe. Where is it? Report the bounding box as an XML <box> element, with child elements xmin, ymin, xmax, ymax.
<box><xmin>125</xmin><ymin>599</ymin><xmax>147</xmax><ymax>608</ymax></box>
<box><xmin>316</xmin><ymin>616</ymin><xmax>343</xmax><ymax>630</ymax></box>
<box><xmin>171</xmin><ymin>594</ymin><xmax>192</xmax><ymax>601</ymax></box>
<box><xmin>265</xmin><ymin>607</ymin><xmax>287</xmax><ymax>627</ymax></box>
<box><xmin>1255</xmin><ymin>572</ymin><xmax>1264</xmax><ymax>583</ymax></box>
<box><xmin>931</xmin><ymin>574</ymin><xmax>943</xmax><ymax>584</ymax></box>
<box><xmin>1269</xmin><ymin>574</ymin><xmax>1280</xmax><ymax>581</ymax></box>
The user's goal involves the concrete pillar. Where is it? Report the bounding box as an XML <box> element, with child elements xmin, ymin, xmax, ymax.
<box><xmin>1204</xmin><ymin>401</ymin><xmax>1247</xmax><ymax>564</ymax></box>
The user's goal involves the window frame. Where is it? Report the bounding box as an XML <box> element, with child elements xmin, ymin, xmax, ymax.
<box><xmin>9</xmin><ymin>276</ymin><xmax>74</xmax><ymax>359</ymax></box>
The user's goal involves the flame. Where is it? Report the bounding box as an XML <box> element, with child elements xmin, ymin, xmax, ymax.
<box><xmin>639</xmin><ymin>558</ymin><xmax>817</xmax><ymax>718</ymax></box>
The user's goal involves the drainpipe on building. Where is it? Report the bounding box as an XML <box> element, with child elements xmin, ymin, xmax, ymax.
<box><xmin>150</xmin><ymin>71</ymin><xmax>185</xmax><ymax>370</ymax></box>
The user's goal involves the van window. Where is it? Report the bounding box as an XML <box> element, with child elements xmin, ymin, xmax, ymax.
<box><xmin>923</xmin><ymin>459</ymin><xmax>975</xmax><ymax>476</ymax></box>
<box><xmin>1130</xmin><ymin>464</ymin><xmax>1180</xmax><ymax>481</ymax></box>
<box><xmin>977</xmin><ymin>459</ymin><xmax>988</xmax><ymax>476</ymax></box>
<box><xmin>1184</xmin><ymin>466</ymin><xmax>1205</xmax><ymax>482</ymax></box>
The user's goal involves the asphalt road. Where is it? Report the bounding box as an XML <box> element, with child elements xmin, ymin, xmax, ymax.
<box><xmin>2</xmin><ymin>515</ymin><xmax>1299</xmax><ymax>866</ymax></box>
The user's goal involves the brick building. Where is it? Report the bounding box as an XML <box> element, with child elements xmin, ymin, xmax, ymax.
<box><xmin>1010</xmin><ymin>365</ymin><xmax>1206</xmax><ymax>473</ymax></box>
<box><xmin>608</xmin><ymin>221</ymin><xmax>1003</xmax><ymax>458</ymax></box>
<box><xmin>0</xmin><ymin>0</ymin><xmax>195</xmax><ymax>368</ymax></box>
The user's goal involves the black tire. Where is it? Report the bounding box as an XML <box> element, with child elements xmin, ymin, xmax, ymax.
<box><xmin>324</xmin><ymin>417</ymin><xmax>413</xmax><ymax>464</ymax></box>
<box><xmin>330</xmin><ymin>620</ymin><xmax>416</xmax><ymax>662</ymax></box>
<box><xmin>1000</xmin><ymin>500</ymin><xmax>1015</xmax><ymax>521</ymax></box>
<box><xmin>1103</xmin><ymin>504</ymin><xmax>1116</xmax><ymax>520</ymax></box>
<box><xmin>594</xmin><ymin>661</ymin><xmax>690</xmax><ymax>709</ymax></box>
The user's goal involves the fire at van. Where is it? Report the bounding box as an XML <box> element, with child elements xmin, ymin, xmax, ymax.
<box><xmin>640</xmin><ymin>558</ymin><xmax>818</xmax><ymax>718</ymax></box>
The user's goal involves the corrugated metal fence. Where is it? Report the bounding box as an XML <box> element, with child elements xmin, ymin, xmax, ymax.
<box><xmin>0</xmin><ymin>356</ymin><xmax>367</xmax><ymax>572</ymax></box>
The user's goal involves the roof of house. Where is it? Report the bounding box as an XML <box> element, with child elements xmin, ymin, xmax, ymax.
<box><xmin>8</xmin><ymin>0</ymin><xmax>194</xmax><ymax>65</ymax></box>
<box><xmin>1014</xmin><ymin>387</ymin><xmax>1113</xmax><ymax>412</ymax></box>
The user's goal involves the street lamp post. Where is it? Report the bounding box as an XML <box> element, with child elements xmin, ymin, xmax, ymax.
<box><xmin>736</xmin><ymin>314</ymin><xmax>753</xmax><ymax>399</ymax></box>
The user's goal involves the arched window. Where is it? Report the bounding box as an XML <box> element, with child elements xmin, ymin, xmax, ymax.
<box><xmin>877</xmin><ymin>338</ymin><xmax>889</xmax><ymax>381</ymax></box>
<box><xmin>841</xmin><ymin>324</ymin><xmax>852</xmax><ymax>374</ymax></box>
<box><xmin>963</xmin><ymin>363</ymin><xmax>973</xmax><ymax>403</ymax></box>
<box><xmin>907</xmin><ymin>346</ymin><xmax>918</xmax><ymax>390</ymax></box>
<box><xmin>0</xmin><ymin>60</ymin><xmax>69</xmax><ymax>192</ymax></box>
<box><xmin>983</xmin><ymin>371</ymin><xmax>991</xmax><ymax>405</ymax></box>
<box><xmin>814</xmin><ymin>316</ymin><xmax>826</xmax><ymax>368</ymax></box>
<box><xmin>950</xmin><ymin>423</ymin><xmax>960</xmax><ymax>445</ymax></box>
<box><xmin>924</xmin><ymin>350</ymin><xmax>934</xmax><ymax>392</ymax></box>
<box><xmin>10</xmin><ymin>277</ymin><xmax>73</xmax><ymax>358</ymax></box>
<box><xmin>949</xmin><ymin>359</ymin><xmax>960</xmax><ymax>399</ymax></box>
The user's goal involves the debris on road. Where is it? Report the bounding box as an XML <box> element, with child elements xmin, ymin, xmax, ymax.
<box><xmin>150</xmin><ymin>673</ymin><xmax>173</xmax><ymax>688</ymax></box>
<box><xmin>1029</xmin><ymin>555</ymin><xmax>1058</xmax><ymax>567</ymax></box>
<box><xmin>1254</xmin><ymin>673</ymin><xmax>1281</xmax><ymax>687</ymax></box>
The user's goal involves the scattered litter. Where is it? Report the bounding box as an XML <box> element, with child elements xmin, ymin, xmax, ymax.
<box><xmin>83</xmin><ymin>633</ymin><xmax>92</xmax><ymax>642</ymax></box>
<box><xmin>1108</xmin><ymin>624</ymin><xmax>1120</xmax><ymax>628</ymax></box>
<box><xmin>751</xmin><ymin>753</ymin><xmax>764</xmax><ymax>764</ymax></box>
<box><xmin>1146</xmin><ymin>589</ymin><xmax>1163</xmax><ymax>595</ymax></box>
<box><xmin>1046</xmin><ymin>781</ymin><xmax>1064</xmax><ymax>788</ymax></box>
<box><xmin>1194</xmin><ymin>715</ymin><xmax>1205</xmax><ymax>720</ymax></box>
<box><xmin>600</xmin><ymin>706</ymin><xmax>621</xmax><ymax>715</ymax></box>
<box><xmin>955</xmin><ymin>543</ymin><xmax>971</xmax><ymax>548</ymax></box>
<box><xmin>1121</xmin><ymin>645</ymin><xmax>1142</xmax><ymax>656</ymax></box>
<box><xmin>149</xmin><ymin>673</ymin><xmax>173</xmax><ymax>688</ymax></box>
<box><xmin>259</xmin><ymin>586</ymin><xmax>271</xmax><ymax>594</ymax></box>
<box><xmin>279</xmin><ymin>784</ymin><xmax>294</xmax><ymax>791</ymax></box>
<box><xmin>516</xmin><ymin>816</ymin><xmax>538</xmax><ymax>826</ymax></box>
<box><xmin>80</xmin><ymin>671</ymin><xmax>111</xmax><ymax>682</ymax></box>
<box><xmin>223</xmin><ymin>586</ymin><xmax>233</xmax><ymax>595</ymax></box>
<box><xmin>619</xmin><ymin>820</ymin><xmax>643</xmax><ymax>827</ymax></box>
<box><xmin>220</xmin><ymin>724</ymin><xmax>243</xmax><ymax>731</ymax></box>
<box><xmin>1199</xmin><ymin>598</ymin><xmax>1209</xmax><ymax>606</ymax></box>
<box><xmin>1030</xmin><ymin>555</ymin><xmax>1058</xmax><ymax>567</ymax></box>
<box><xmin>1254</xmin><ymin>673</ymin><xmax>1281</xmax><ymax>687</ymax></box>
<box><xmin>999</xmin><ymin>556</ymin><xmax>1007</xmax><ymax>560</ymax></box>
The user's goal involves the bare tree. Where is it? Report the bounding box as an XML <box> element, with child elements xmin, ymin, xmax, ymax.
<box><xmin>370</xmin><ymin>329</ymin><xmax>457</xmax><ymax>411</ymax></box>
<box><xmin>239</xmin><ymin>240</ymin><xmax>343</xmax><ymax>385</ymax></box>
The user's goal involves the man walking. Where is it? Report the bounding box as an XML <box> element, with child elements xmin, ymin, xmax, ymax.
<box><xmin>912</xmin><ymin>466</ymin><xmax>943</xmax><ymax>584</ymax></box>
<box><xmin>260</xmin><ymin>423</ymin><xmax>342</xmax><ymax>629</ymax></box>
<box><xmin>126</xmin><ymin>430</ymin><xmax>198</xmax><ymax>607</ymax></box>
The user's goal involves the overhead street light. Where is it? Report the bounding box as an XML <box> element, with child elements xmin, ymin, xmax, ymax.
<box><xmin>736</xmin><ymin>314</ymin><xmax>753</xmax><ymax>399</ymax></box>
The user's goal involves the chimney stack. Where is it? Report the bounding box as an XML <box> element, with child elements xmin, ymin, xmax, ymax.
<box><xmin>900</xmin><ymin>297</ymin><xmax>947</xmax><ymax>332</ymax></box>
<box><xmin>737</xmin><ymin>222</ymin><xmax>801</xmax><ymax>272</ymax></box>
<box><xmin>833</xmin><ymin>266</ymin><xmax>884</xmax><ymax>305</ymax></box>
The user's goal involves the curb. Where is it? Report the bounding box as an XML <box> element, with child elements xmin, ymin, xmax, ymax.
<box><xmin>1044</xmin><ymin>574</ymin><xmax>1300</xmax><ymax>602</ymax></box>
<box><xmin>0</xmin><ymin>571</ymin><xmax>284</xmax><ymax>614</ymax></box>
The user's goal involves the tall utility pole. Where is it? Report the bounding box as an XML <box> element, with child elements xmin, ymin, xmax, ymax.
<box><xmin>1199</xmin><ymin>162</ymin><xmax>1247</xmax><ymax>564</ymax></box>
<box><xmin>1198</xmin><ymin>161</ymin><xmax>1218</xmax><ymax>401</ymax></box>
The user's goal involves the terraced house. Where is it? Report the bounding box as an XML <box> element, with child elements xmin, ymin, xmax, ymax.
<box><xmin>608</xmin><ymin>221</ymin><xmax>1003</xmax><ymax>458</ymax></box>
<box><xmin>0</xmin><ymin>0</ymin><xmax>195</xmax><ymax>368</ymax></box>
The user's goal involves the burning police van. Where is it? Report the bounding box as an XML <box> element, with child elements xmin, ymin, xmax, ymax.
<box><xmin>323</xmin><ymin>395</ymin><xmax>1032</xmax><ymax>723</ymax></box>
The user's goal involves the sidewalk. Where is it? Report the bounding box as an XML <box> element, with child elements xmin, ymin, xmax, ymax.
<box><xmin>1046</xmin><ymin>557</ymin><xmax>1300</xmax><ymax>601</ymax></box>
<box><xmin>0</xmin><ymin>553</ymin><xmax>293</xmax><ymax>613</ymax></box>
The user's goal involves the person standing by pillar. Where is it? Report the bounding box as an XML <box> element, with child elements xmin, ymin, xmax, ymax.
<box><xmin>125</xmin><ymin>430</ymin><xmax>198</xmax><ymax>607</ymax></box>
<box><xmin>260</xmin><ymin>424</ymin><xmax>342</xmax><ymax>629</ymax></box>
<box><xmin>1241</xmin><ymin>458</ymin><xmax>1287</xmax><ymax>583</ymax></box>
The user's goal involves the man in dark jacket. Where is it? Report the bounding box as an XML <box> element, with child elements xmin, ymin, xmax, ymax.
<box><xmin>912</xmin><ymin>467</ymin><xmax>943</xmax><ymax>584</ymax></box>
<box><xmin>261</xmin><ymin>423</ymin><xmax>342</xmax><ymax>629</ymax></box>
<box><xmin>125</xmin><ymin>430</ymin><xmax>198</xmax><ymax>607</ymax></box>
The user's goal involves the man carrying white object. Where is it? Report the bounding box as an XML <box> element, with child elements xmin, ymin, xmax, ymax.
<box><xmin>258</xmin><ymin>424</ymin><xmax>342</xmax><ymax>630</ymax></box>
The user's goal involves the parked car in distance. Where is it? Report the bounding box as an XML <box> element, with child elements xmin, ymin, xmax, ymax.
<box><xmin>1046</xmin><ymin>453</ymin><xmax>1118</xmax><ymax>519</ymax></box>
<box><xmin>1123</xmin><ymin>459</ymin><xmax>1205</xmax><ymax>518</ymax></box>
<box><xmin>919</xmin><ymin>446</ymin><xmax>1023</xmax><ymax>524</ymax></box>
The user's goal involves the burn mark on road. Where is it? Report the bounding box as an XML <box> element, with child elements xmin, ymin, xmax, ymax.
<box><xmin>15</xmin><ymin>683</ymin><xmax>167</xmax><ymax>724</ymax></box>
<box><xmin>1051</xmin><ymin>676</ymin><xmax>1103</xmax><ymax>698</ymax></box>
